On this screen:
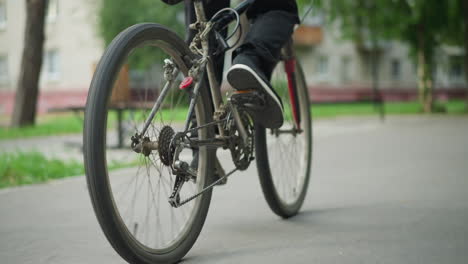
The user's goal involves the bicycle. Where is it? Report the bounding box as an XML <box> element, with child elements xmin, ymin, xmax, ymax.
<box><xmin>83</xmin><ymin>0</ymin><xmax>312</xmax><ymax>263</ymax></box>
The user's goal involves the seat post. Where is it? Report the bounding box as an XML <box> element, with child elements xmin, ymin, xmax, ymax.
<box><xmin>193</xmin><ymin>0</ymin><xmax>207</xmax><ymax>23</ymax></box>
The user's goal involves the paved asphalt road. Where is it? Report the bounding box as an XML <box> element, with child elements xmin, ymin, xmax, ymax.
<box><xmin>1</xmin><ymin>116</ymin><xmax>467</xmax><ymax>264</ymax></box>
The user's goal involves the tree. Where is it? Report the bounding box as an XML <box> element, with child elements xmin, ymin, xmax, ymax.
<box><xmin>302</xmin><ymin>0</ymin><xmax>453</xmax><ymax>112</ymax></box>
<box><xmin>11</xmin><ymin>0</ymin><xmax>48</xmax><ymax>127</ymax></box>
<box><xmin>99</xmin><ymin>0</ymin><xmax>184</xmax><ymax>70</ymax></box>
<box><xmin>445</xmin><ymin>0</ymin><xmax>468</xmax><ymax>110</ymax></box>
<box><xmin>397</xmin><ymin>0</ymin><xmax>450</xmax><ymax>112</ymax></box>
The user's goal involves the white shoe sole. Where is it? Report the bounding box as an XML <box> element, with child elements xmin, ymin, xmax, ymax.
<box><xmin>228</xmin><ymin>64</ymin><xmax>284</xmax><ymax>113</ymax></box>
<box><xmin>227</xmin><ymin>64</ymin><xmax>284</xmax><ymax>128</ymax></box>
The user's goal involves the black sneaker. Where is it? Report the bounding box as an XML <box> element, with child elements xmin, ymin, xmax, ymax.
<box><xmin>227</xmin><ymin>55</ymin><xmax>284</xmax><ymax>129</ymax></box>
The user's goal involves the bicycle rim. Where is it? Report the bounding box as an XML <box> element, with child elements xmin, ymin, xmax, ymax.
<box><xmin>256</xmin><ymin>60</ymin><xmax>312</xmax><ymax>216</ymax></box>
<box><xmin>84</xmin><ymin>24</ymin><xmax>213</xmax><ymax>258</ymax></box>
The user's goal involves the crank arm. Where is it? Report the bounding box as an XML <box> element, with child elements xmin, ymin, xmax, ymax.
<box><xmin>271</xmin><ymin>128</ymin><xmax>303</xmax><ymax>137</ymax></box>
<box><xmin>186</xmin><ymin>118</ymin><xmax>228</xmax><ymax>135</ymax></box>
<box><xmin>230</xmin><ymin>104</ymin><xmax>249</xmax><ymax>145</ymax></box>
<box><xmin>188</xmin><ymin>137</ymin><xmax>229</xmax><ymax>149</ymax></box>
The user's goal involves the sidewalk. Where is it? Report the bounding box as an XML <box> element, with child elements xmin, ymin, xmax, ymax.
<box><xmin>1</xmin><ymin>115</ymin><xmax>467</xmax><ymax>264</ymax></box>
<box><xmin>1</xmin><ymin>115</ymin><xmax>453</xmax><ymax>162</ymax></box>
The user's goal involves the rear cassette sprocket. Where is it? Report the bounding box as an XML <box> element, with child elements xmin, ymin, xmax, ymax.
<box><xmin>158</xmin><ymin>126</ymin><xmax>176</xmax><ymax>166</ymax></box>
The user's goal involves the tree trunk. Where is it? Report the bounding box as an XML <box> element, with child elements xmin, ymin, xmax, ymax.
<box><xmin>463</xmin><ymin>0</ymin><xmax>468</xmax><ymax>111</ymax></box>
<box><xmin>10</xmin><ymin>0</ymin><xmax>48</xmax><ymax>127</ymax></box>
<box><xmin>369</xmin><ymin>7</ymin><xmax>385</xmax><ymax>121</ymax></box>
<box><xmin>417</xmin><ymin>51</ymin><xmax>434</xmax><ymax>113</ymax></box>
<box><xmin>416</xmin><ymin>26</ymin><xmax>433</xmax><ymax>113</ymax></box>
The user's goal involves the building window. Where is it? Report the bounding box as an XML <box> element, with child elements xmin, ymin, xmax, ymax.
<box><xmin>46</xmin><ymin>0</ymin><xmax>59</xmax><ymax>23</ymax></box>
<box><xmin>340</xmin><ymin>56</ymin><xmax>351</xmax><ymax>83</ymax></box>
<box><xmin>44</xmin><ymin>50</ymin><xmax>60</xmax><ymax>81</ymax></box>
<box><xmin>449</xmin><ymin>55</ymin><xmax>463</xmax><ymax>80</ymax></box>
<box><xmin>0</xmin><ymin>56</ymin><xmax>8</xmax><ymax>84</ymax></box>
<box><xmin>317</xmin><ymin>55</ymin><xmax>328</xmax><ymax>75</ymax></box>
<box><xmin>0</xmin><ymin>1</ymin><xmax>6</xmax><ymax>30</ymax></box>
<box><xmin>391</xmin><ymin>59</ymin><xmax>401</xmax><ymax>80</ymax></box>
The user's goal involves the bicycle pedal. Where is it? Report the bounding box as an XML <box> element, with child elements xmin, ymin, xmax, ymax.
<box><xmin>233</xmin><ymin>89</ymin><xmax>255</xmax><ymax>95</ymax></box>
<box><xmin>229</xmin><ymin>90</ymin><xmax>266</xmax><ymax>110</ymax></box>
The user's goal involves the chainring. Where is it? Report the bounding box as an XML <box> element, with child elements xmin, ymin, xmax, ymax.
<box><xmin>229</xmin><ymin>110</ymin><xmax>254</xmax><ymax>171</ymax></box>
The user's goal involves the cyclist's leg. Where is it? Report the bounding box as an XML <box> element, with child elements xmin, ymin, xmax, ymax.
<box><xmin>227</xmin><ymin>1</ymin><xmax>299</xmax><ymax>129</ymax></box>
<box><xmin>235</xmin><ymin>0</ymin><xmax>299</xmax><ymax>80</ymax></box>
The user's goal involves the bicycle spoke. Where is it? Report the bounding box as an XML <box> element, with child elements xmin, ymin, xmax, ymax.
<box><xmin>263</xmin><ymin>61</ymin><xmax>311</xmax><ymax>206</ymax></box>
<box><xmin>101</xmin><ymin>44</ymin><xmax>208</xmax><ymax>251</ymax></box>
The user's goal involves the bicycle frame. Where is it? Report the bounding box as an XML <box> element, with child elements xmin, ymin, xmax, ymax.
<box><xmin>188</xmin><ymin>0</ymin><xmax>256</xmax><ymax>138</ymax></box>
<box><xmin>132</xmin><ymin>0</ymin><xmax>305</xmax><ymax>207</ymax></box>
<box><xmin>137</xmin><ymin>0</ymin><xmax>254</xmax><ymax>142</ymax></box>
<box><xmin>190</xmin><ymin>0</ymin><xmax>301</xmax><ymax>133</ymax></box>
<box><xmin>137</xmin><ymin>0</ymin><xmax>301</xmax><ymax>154</ymax></box>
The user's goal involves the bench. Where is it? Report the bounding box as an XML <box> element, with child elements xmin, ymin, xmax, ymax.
<box><xmin>49</xmin><ymin>102</ymin><xmax>153</xmax><ymax>149</ymax></box>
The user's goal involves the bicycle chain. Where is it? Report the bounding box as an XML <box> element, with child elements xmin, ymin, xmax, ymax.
<box><xmin>173</xmin><ymin>167</ymin><xmax>238</xmax><ymax>208</ymax></box>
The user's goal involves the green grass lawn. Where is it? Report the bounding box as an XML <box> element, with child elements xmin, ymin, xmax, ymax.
<box><xmin>1</xmin><ymin>100</ymin><xmax>466</xmax><ymax>140</ymax></box>
<box><xmin>0</xmin><ymin>100</ymin><xmax>466</xmax><ymax>189</ymax></box>
<box><xmin>0</xmin><ymin>151</ymin><xmax>136</xmax><ymax>189</ymax></box>
<box><xmin>0</xmin><ymin>107</ymin><xmax>188</xmax><ymax>140</ymax></box>
<box><xmin>0</xmin><ymin>151</ymin><xmax>84</xmax><ymax>188</ymax></box>
<box><xmin>311</xmin><ymin>100</ymin><xmax>467</xmax><ymax>118</ymax></box>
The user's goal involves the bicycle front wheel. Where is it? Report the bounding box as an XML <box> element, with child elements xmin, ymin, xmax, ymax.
<box><xmin>84</xmin><ymin>23</ymin><xmax>215</xmax><ymax>264</ymax></box>
<box><xmin>255</xmin><ymin>59</ymin><xmax>312</xmax><ymax>218</ymax></box>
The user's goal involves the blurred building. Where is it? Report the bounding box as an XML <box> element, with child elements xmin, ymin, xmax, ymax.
<box><xmin>0</xmin><ymin>0</ymin><xmax>102</xmax><ymax>114</ymax></box>
<box><xmin>294</xmin><ymin>15</ymin><xmax>466</xmax><ymax>102</ymax></box>
<box><xmin>0</xmin><ymin>0</ymin><xmax>466</xmax><ymax>115</ymax></box>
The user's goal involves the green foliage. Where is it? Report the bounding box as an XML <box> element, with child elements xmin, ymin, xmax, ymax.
<box><xmin>304</xmin><ymin>0</ymin><xmax>463</xmax><ymax>68</ymax></box>
<box><xmin>303</xmin><ymin>0</ymin><xmax>449</xmax><ymax>49</ymax></box>
<box><xmin>438</xmin><ymin>0</ymin><xmax>466</xmax><ymax>46</ymax></box>
<box><xmin>301</xmin><ymin>0</ymin><xmax>464</xmax><ymax>67</ymax></box>
<box><xmin>98</xmin><ymin>0</ymin><xmax>185</xmax><ymax>69</ymax></box>
<box><xmin>304</xmin><ymin>0</ymin><xmax>466</xmax><ymax>111</ymax></box>
<box><xmin>99</xmin><ymin>0</ymin><xmax>185</xmax><ymax>44</ymax></box>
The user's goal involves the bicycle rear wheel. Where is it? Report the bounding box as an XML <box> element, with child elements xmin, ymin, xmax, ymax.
<box><xmin>84</xmin><ymin>23</ymin><xmax>214</xmax><ymax>264</ymax></box>
<box><xmin>255</xmin><ymin>57</ymin><xmax>312</xmax><ymax>218</ymax></box>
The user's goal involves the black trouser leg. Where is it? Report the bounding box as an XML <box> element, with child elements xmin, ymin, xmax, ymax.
<box><xmin>185</xmin><ymin>0</ymin><xmax>299</xmax><ymax>82</ymax></box>
<box><xmin>233</xmin><ymin>10</ymin><xmax>298</xmax><ymax>80</ymax></box>
<box><xmin>235</xmin><ymin>0</ymin><xmax>299</xmax><ymax>80</ymax></box>
<box><xmin>247</xmin><ymin>0</ymin><xmax>299</xmax><ymax>20</ymax></box>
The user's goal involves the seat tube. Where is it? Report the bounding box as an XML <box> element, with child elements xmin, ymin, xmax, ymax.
<box><xmin>193</xmin><ymin>0</ymin><xmax>207</xmax><ymax>23</ymax></box>
<box><xmin>283</xmin><ymin>39</ymin><xmax>302</xmax><ymax>129</ymax></box>
<box><xmin>194</xmin><ymin>0</ymin><xmax>225</xmax><ymax>136</ymax></box>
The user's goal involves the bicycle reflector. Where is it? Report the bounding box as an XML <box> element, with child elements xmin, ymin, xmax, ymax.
<box><xmin>179</xmin><ymin>76</ymin><xmax>194</xmax><ymax>90</ymax></box>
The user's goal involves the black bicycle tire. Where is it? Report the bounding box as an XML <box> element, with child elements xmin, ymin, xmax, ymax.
<box><xmin>83</xmin><ymin>23</ymin><xmax>215</xmax><ymax>264</ymax></box>
<box><xmin>255</xmin><ymin>61</ymin><xmax>312</xmax><ymax>218</ymax></box>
